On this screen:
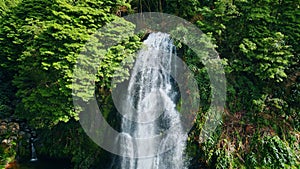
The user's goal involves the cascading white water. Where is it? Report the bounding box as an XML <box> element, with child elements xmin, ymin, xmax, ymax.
<box><xmin>30</xmin><ymin>142</ymin><xmax>38</xmax><ymax>162</ymax></box>
<box><xmin>119</xmin><ymin>32</ymin><xmax>187</xmax><ymax>169</ymax></box>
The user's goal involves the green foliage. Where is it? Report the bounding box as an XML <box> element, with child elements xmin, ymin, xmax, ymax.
<box><xmin>37</xmin><ymin>120</ymin><xmax>103</xmax><ymax>169</ymax></box>
<box><xmin>246</xmin><ymin>136</ymin><xmax>298</xmax><ymax>168</ymax></box>
<box><xmin>0</xmin><ymin>0</ymin><xmax>22</xmax><ymax>118</ymax></box>
<box><xmin>0</xmin><ymin>71</ymin><xmax>15</xmax><ymax>117</ymax></box>
<box><xmin>0</xmin><ymin>0</ymin><xmax>21</xmax><ymax>18</ymax></box>
<box><xmin>0</xmin><ymin>143</ymin><xmax>16</xmax><ymax>167</ymax></box>
<box><xmin>181</xmin><ymin>0</ymin><xmax>299</xmax><ymax>168</ymax></box>
<box><xmin>164</xmin><ymin>0</ymin><xmax>201</xmax><ymax>18</ymax></box>
<box><xmin>0</xmin><ymin>0</ymin><xmax>140</xmax><ymax>128</ymax></box>
<box><xmin>0</xmin><ymin>0</ymin><xmax>142</xmax><ymax>167</ymax></box>
<box><xmin>196</xmin><ymin>0</ymin><xmax>295</xmax><ymax>83</ymax></box>
<box><xmin>0</xmin><ymin>124</ymin><xmax>18</xmax><ymax>167</ymax></box>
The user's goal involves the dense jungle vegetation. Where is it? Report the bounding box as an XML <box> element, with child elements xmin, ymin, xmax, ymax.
<box><xmin>0</xmin><ymin>0</ymin><xmax>299</xmax><ymax>168</ymax></box>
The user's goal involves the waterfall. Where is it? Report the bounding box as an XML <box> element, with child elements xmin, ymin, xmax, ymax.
<box><xmin>118</xmin><ymin>32</ymin><xmax>187</xmax><ymax>169</ymax></box>
<box><xmin>30</xmin><ymin>139</ymin><xmax>38</xmax><ymax>162</ymax></box>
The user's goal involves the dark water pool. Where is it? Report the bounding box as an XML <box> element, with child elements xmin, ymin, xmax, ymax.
<box><xmin>19</xmin><ymin>158</ymin><xmax>72</xmax><ymax>169</ymax></box>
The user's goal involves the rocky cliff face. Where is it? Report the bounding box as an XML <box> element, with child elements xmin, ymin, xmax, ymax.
<box><xmin>0</xmin><ymin>118</ymin><xmax>37</xmax><ymax>167</ymax></box>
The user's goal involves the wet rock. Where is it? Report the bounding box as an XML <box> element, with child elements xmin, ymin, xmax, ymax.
<box><xmin>0</xmin><ymin>124</ymin><xmax>7</xmax><ymax>134</ymax></box>
<box><xmin>0</xmin><ymin>117</ymin><xmax>37</xmax><ymax>163</ymax></box>
<box><xmin>23</xmin><ymin>127</ymin><xmax>31</xmax><ymax>133</ymax></box>
<box><xmin>2</xmin><ymin>138</ymin><xmax>9</xmax><ymax>144</ymax></box>
<box><xmin>8</xmin><ymin>122</ymin><xmax>19</xmax><ymax>133</ymax></box>
<box><xmin>18</xmin><ymin>131</ymin><xmax>26</xmax><ymax>136</ymax></box>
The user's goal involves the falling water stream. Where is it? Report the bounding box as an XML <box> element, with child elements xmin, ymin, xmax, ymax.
<box><xmin>30</xmin><ymin>142</ymin><xmax>38</xmax><ymax>162</ymax></box>
<box><xmin>118</xmin><ymin>32</ymin><xmax>187</xmax><ymax>169</ymax></box>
